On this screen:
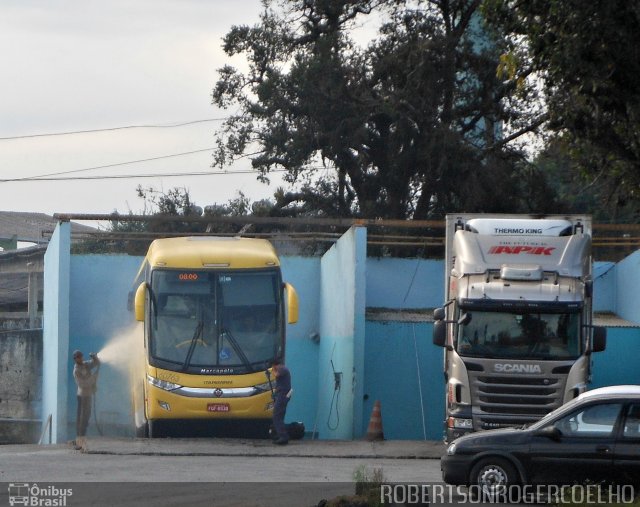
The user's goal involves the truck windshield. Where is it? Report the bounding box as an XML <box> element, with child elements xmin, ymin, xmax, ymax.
<box><xmin>456</xmin><ymin>310</ymin><xmax>581</xmax><ymax>360</ymax></box>
<box><xmin>149</xmin><ymin>269</ymin><xmax>282</xmax><ymax>372</ymax></box>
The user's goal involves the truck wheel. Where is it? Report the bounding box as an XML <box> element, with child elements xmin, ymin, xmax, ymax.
<box><xmin>469</xmin><ymin>457</ymin><xmax>517</xmax><ymax>499</ymax></box>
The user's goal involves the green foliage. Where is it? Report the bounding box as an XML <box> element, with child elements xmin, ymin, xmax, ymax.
<box><xmin>212</xmin><ymin>0</ymin><xmax>550</xmax><ymax>219</ymax></box>
<box><xmin>483</xmin><ymin>0</ymin><xmax>640</xmax><ymax>219</ymax></box>
<box><xmin>72</xmin><ymin>187</ymin><xmax>280</xmax><ymax>254</ymax></box>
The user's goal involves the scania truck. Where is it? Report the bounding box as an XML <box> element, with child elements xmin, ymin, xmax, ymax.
<box><xmin>433</xmin><ymin>214</ymin><xmax>606</xmax><ymax>442</ymax></box>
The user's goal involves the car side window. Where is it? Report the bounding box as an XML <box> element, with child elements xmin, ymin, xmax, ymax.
<box><xmin>623</xmin><ymin>404</ymin><xmax>640</xmax><ymax>438</ymax></box>
<box><xmin>555</xmin><ymin>403</ymin><xmax>623</xmax><ymax>437</ymax></box>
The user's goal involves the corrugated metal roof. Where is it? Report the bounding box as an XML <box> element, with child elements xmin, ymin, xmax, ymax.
<box><xmin>593</xmin><ymin>312</ymin><xmax>640</xmax><ymax>328</ymax></box>
<box><xmin>0</xmin><ymin>211</ymin><xmax>95</xmax><ymax>244</ymax></box>
<box><xmin>366</xmin><ymin>308</ymin><xmax>433</xmax><ymax>322</ymax></box>
<box><xmin>0</xmin><ymin>272</ymin><xmax>42</xmax><ymax>307</ymax></box>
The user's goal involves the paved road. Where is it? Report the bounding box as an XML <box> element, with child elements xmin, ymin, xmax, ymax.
<box><xmin>0</xmin><ymin>438</ymin><xmax>446</xmax><ymax>507</ymax></box>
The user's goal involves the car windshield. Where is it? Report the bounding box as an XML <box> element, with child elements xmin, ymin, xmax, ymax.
<box><xmin>149</xmin><ymin>269</ymin><xmax>281</xmax><ymax>372</ymax></box>
<box><xmin>456</xmin><ymin>310</ymin><xmax>581</xmax><ymax>360</ymax></box>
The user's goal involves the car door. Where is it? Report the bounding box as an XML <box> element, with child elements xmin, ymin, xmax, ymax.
<box><xmin>526</xmin><ymin>402</ymin><xmax>623</xmax><ymax>484</ymax></box>
<box><xmin>613</xmin><ymin>402</ymin><xmax>640</xmax><ymax>487</ymax></box>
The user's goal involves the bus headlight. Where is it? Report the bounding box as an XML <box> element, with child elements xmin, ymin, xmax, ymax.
<box><xmin>147</xmin><ymin>374</ymin><xmax>182</xmax><ymax>392</ymax></box>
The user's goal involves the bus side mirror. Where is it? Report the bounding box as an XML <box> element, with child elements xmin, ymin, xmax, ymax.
<box><xmin>592</xmin><ymin>326</ymin><xmax>606</xmax><ymax>353</ymax></box>
<box><xmin>285</xmin><ymin>283</ymin><xmax>299</xmax><ymax>324</ymax></box>
<box><xmin>134</xmin><ymin>282</ymin><xmax>146</xmax><ymax>322</ymax></box>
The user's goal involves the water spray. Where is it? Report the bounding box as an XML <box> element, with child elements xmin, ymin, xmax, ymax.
<box><xmin>89</xmin><ymin>325</ymin><xmax>144</xmax><ymax>437</ymax></box>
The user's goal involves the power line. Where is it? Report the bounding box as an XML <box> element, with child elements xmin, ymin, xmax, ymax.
<box><xmin>1</xmin><ymin>169</ymin><xmax>287</xmax><ymax>182</ymax></box>
<box><xmin>0</xmin><ymin>118</ymin><xmax>226</xmax><ymax>141</ymax></box>
<box><xmin>0</xmin><ymin>148</ymin><xmax>218</xmax><ymax>182</ymax></box>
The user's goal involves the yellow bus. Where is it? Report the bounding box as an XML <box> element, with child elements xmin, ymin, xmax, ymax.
<box><xmin>129</xmin><ymin>236</ymin><xmax>298</xmax><ymax>437</ymax></box>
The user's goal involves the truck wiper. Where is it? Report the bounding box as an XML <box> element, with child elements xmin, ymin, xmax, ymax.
<box><xmin>221</xmin><ymin>328</ymin><xmax>253</xmax><ymax>372</ymax></box>
<box><xmin>182</xmin><ymin>320</ymin><xmax>204</xmax><ymax>372</ymax></box>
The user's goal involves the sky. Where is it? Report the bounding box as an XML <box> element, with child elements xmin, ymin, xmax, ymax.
<box><xmin>0</xmin><ymin>0</ymin><xmax>287</xmax><ymax>217</ymax></box>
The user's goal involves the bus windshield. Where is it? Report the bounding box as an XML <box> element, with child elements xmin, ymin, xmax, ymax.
<box><xmin>456</xmin><ymin>310</ymin><xmax>581</xmax><ymax>360</ymax></box>
<box><xmin>149</xmin><ymin>269</ymin><xmax>282</xmax><ymax>373</ymax></box>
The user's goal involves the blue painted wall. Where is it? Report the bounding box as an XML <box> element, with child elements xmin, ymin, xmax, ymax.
<box><xmin>64</xmin><ymin>254</ymin><xmax>322</xmax><ymax>438</ymax></box>
<box><xmin>366</xmin><ymin>258</ymin><xmax>443</xmax><ymax>309</ymax></box>
<box><xmin>593</xmin><ymin>262</ymin><xmax>616</xmax><ymax>313</ymax></box>
<box><xmin>68</xmin><ymin>255</ymin><xmax>142</xmax><ymax>434</ymax></box>
<box><xmin>277</xmin><ymin>257</ymin><xmax>321</xmax><ymax>432</ymax></box>
<box><xmin>363</xmin><ymin>320</ymin><xmax>443</xmax><ymax>440</ymax></box>
<box><xmin>43</xmin><ymin>223</ymin><xmax>640</xmax><ymax>443</ymax></box>
<box><xmin>614</xmin><ymin>251</ymin><xmax>640</xmax><ymax>324</ymax></box>
<box><xmin>592</xmin><ymin>327</ymin><xmax>640</xmax><ymax>387</ymax></box>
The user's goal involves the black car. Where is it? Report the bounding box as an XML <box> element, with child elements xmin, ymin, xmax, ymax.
<box><xmin>441</xmin><ymin>385</ymin><xmax>640</xmax><ymax>489</ymax></box>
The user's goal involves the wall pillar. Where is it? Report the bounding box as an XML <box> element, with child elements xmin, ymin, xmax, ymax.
<box><xmin>317</xmin><ymin>226</ymin><xmax>366</xmax><ymax>439</ymax></box>
<box><xmin>42</xmin><ymin>221</ymin><xmax>71</xmax><ymax>443</ymax></box>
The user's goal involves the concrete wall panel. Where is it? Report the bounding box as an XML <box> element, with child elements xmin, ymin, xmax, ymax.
<box><xmin>317</xmin><ymin>227</ymin><xmax>366</xmax><ymax>439</ymax></box>
<box><xmin>0</xmin><ymin>329</ymin><xmax>42</xmax><ymax>443</ymax></box>
<box><xmin>42</xmin><ymin>221</ymin><xmax>70</xmax><ymax>443</ymax></box>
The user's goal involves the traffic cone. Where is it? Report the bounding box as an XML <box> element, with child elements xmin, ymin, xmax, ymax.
<box><xmin>365</xmin><ymin>400</ymin><xmax>384</xmax><ymax>441</ymax></box>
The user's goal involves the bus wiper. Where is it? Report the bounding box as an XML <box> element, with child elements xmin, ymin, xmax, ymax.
<box><xmin>182</xmin><ymin>320</ymin><xmax>204</xmax><ymax>372</ymax></box>
<box><xmin>221</xmin><ymin>328</ymin><xmax>253</xmax><ymax>372</ymax></box>
<box><xmin>147</xmin><ymin>284</ymin><xmax>158</xmax><ymax>330</ymax></box>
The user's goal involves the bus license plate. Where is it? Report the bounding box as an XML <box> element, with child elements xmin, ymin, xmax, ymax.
<box><xmin>207</xmin><ymin>403</ymin><xmax>230</xmax><ymax>412</ymax></box>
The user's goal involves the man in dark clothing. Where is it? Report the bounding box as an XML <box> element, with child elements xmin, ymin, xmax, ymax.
<box><xmin>72</xmin><ymin>350</ymin><xmax>100</xmax><ymax>449</ymax></box>
<box><xmin>271</xmin><ymin>358</ymin><xmax>292</xmax><ymax>445</ymax></box>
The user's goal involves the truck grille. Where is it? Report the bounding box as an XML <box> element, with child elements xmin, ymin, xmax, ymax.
<box><xmin>471</xmin><ymin>373</ymin><xmax>566</xmax><ymax>430</ymax></box>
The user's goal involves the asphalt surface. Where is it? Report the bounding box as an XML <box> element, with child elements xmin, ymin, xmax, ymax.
<box><xmin>81</xmin><ymin>436</ymin><xmax>447</xmax><ymax>459</ymax></box>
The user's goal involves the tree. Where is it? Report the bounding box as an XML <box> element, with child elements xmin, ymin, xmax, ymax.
<box><xmin>212</xmin><ymin>0</ymin><xmax>548</xmax><ymax>219</ymax></box>
<box><xmin>483</xmin><ymin>0</ymin><xmax>640</xmax><ymax>219</ymax></box>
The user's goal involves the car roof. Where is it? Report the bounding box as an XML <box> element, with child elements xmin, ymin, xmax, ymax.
<box><xmin>578</xmin><ymin>385</ymin><xmax>640</xmax><ymax>401</ymax></box>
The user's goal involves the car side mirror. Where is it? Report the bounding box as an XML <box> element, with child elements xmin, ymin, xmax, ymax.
<box><xmin>534</xmin><ymin>425</ymin><xmax>562</xmax><ymax>441</ymax></box>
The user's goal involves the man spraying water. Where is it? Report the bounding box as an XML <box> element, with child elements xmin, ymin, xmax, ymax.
<box><xmin>72</xmin><ymin>350</ymin><xmax>100</xmax><ymax>449</ymax></box>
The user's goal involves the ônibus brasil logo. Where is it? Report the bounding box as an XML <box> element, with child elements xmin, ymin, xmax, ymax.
<box><xmin>489</xmin><ymin>245</ymin><xmax>556</xmax><ymax>255</ymax></box>
<box><xmin>8</xmin><ymin>483</ymin><xmax>72</xmax><ymax>506</ymax></box>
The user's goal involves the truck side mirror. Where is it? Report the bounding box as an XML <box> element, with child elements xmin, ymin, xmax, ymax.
<box><xmin>433</xmin><ymin>320</ymin><xmax>447</xmax><ymax>347</ymax></box>
<box><xmin>134</xmin><ymin>282</ymin><xmax>147</xmax><ymax>322</ymax></box>
<box><xmin>284</xmin><ymin>283</ymin><xmax>299</xmax><ymax>324</ymax></box>
<box><xmin>592</xmin><ymin>326</ymin><xmax>606</xmax><ymax>352</ymax></box>
<box><xmin>433</xmin><ymin>307</ymin><xmax>445</xmax><ymax>321</ymax></box>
